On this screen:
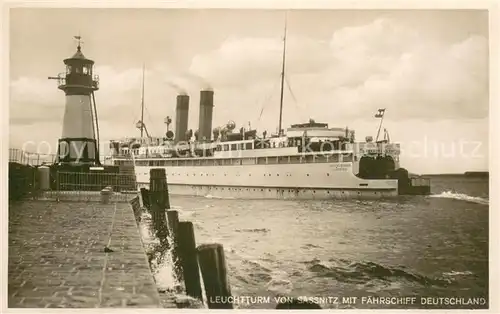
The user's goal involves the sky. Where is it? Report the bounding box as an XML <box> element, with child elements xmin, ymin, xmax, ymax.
<box><xmin>8</xmin><ymin>8</ymin><xmax>489</xmax><ymax>174</ymax></box>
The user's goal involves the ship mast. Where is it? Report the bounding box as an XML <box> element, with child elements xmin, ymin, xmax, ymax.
<box><xmin>278</xmin><ymin>13</ymin><xmax>288</xmax><ymax>137</ymax></box>
<box><xmin>140</xmin><ymin>63</ymin><xmax>145</xmax><ymax>138</ymax></box>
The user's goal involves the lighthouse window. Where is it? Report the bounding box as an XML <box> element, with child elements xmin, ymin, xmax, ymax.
<box><xmin>85</xmin><ymin>64</ymin><xmax>92</xmax><ymax>75</ymax></box>
<box><xmin>66</xmin><ymin>65</ymin><xmax>73</xmax><ymax>74</ymax></box>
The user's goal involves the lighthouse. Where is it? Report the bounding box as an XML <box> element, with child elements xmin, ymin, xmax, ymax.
<box><xmin>49</xmin><ymin>37</ymin><xmax>100</xmax><ymax>166</ymax></box>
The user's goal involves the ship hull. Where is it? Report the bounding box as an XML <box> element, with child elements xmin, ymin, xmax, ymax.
<box><xmin>136</xmin><ymin>182</ymin><xmax>397</xmax><ymax>199</ymax></box>
<box><xmin>132</xmin><ymin>161</ymin><xmax>399</xmax><ymax>200</ymax></box>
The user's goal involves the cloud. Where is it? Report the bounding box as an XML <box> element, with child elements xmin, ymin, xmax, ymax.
<box><xmin>188</xmin><ymin>18</ymin><xmax>488</xmax><ymax>121</ymax></box>
<box><xmin>9</xmin><ymin>64</ymin><xmax>200</xmax><ymax>125</ymax></box>
<box><xmin>189</xmin><ymin>36</ymin><xmax>331</xmax><ymax>88</ymax></box>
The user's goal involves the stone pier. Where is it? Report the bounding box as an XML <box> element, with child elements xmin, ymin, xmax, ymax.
<box><xmin>8</xmin><ymin>200</ymin><xmax>164</xmax><ymax>308</ymax></box>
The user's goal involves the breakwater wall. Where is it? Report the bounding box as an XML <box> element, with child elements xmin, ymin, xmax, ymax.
<box><xmin>9</xmin><ymin>162</ymin><xmax>36</xmax><ymax>201</ymax></box>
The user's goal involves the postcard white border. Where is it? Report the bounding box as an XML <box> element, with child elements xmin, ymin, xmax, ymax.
<box><xmin>1</xmin><ymin>0</ymin><xmax>498</xmax><ymax>313</ymax></box>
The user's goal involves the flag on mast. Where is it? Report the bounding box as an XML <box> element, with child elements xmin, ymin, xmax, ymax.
<box><xmin>375</xmin><ymin>108</ymin><xmax>386</xmax><ymax>118</ymax></box>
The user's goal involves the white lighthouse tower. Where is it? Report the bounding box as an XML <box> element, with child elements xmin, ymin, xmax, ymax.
<box><xmin>49</xmin><ymin>37</ymin><xmax>100</xmax><ymax>166</ymax></box>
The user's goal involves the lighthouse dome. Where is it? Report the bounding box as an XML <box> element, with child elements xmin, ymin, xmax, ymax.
<box><xmin>64</xmin><ymin>45</ymin><xmax>94</xmax><ymax>65</ymax></box>
<box><xmin>71</xmin><ymin>47</ymin><xmax>86</xmax><ymax>59</ymax></box>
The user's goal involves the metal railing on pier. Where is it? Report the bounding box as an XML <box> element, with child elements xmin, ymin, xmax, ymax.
<box><xmin>37</xmin><ymin>170</ymin><xmax>138</xmax><ymax>203</ymax></box>
<box><xmin>9</xmin><ymin>148</ymin><xmax>56</xmax><ymax>166</ymax></box>
<box><xmin>8</xmin><ymin>148</ymin><xmax>116</xmax><ymax>167</ymax></box>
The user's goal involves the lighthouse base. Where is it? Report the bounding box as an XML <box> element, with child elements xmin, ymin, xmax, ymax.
<box><xmin>48</xmin><ymin>164</ymin><xmax>135</xmax><ymax>192</ymax></box>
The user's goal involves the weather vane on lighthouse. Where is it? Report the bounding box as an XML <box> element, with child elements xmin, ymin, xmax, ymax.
<box><xmin>74</xmin><ymin>35</ymin><xmax>83</xmax><ymax>50</ymax></box>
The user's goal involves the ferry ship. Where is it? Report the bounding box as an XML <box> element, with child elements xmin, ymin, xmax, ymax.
<box><xmin>107</xmin><ymin>22</ymin><xmax>430</xmax><ymax>199</ymax></box>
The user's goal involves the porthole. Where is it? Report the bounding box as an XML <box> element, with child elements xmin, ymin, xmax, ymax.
<box><xmin>307</xmin><ymin>174</ymin><xmax>310</xmax><ymax>176</ymax></box>
<box><xmin>327</xmin><ymin>173</ymin><xmax>330</xmax><ymax>176</ymax></box>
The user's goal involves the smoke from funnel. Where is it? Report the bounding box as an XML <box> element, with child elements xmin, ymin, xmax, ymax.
<box><xmin>166</xmin><ymin>81</ymin><xmax>188</xmax><ymax>95</ymax></box>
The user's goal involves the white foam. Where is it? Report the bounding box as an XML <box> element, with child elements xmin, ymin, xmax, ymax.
<box><xmin>443</xmin><ymin>270</ymin><xmax>474</xmax><ymax>276</ymax></box>
<box><xmin>429</xmin><ymin>191</ymin><xmax>489</xmax><ymax>205</ymax></box>
<box><xmin>266</xmin><ymin>270</ymin><xmax>293</xmax><ymax>296</ymax></box>
<box><xmin>138</xmin><ymin>212</ymin><xmax>178</xmax><ymax>290</ymax></box>
<box><xmin>204</xmin><ymin>194</ymin><xmax>235</xmax><ymax>200</ymax></box>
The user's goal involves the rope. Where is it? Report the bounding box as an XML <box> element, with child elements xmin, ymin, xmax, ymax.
<box><xmin>257</xmin><ymin>74</ymin><xmax>282</xmax><ymax>122</ymax></box>
<box><xmin>285</xmin><ymin>75</ymin><xmax>308</xmax><ymax>121</ymax></box>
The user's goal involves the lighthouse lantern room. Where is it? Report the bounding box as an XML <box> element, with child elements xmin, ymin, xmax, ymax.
<box><xmin>49</xmin><ymin>37</ymin><xmax>100</xmax><ymax>166</ymax></box>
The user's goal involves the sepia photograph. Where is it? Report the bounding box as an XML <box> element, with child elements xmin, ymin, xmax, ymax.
<box><xmin>5</xmin><ymin>2</ymin><xmax>493</xmax><ymax>311</ymax></box>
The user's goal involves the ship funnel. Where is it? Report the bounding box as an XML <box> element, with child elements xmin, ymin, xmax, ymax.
<box><xmin>198</xmin><ymin>90</ymin><xmax>214</xmax><ymax>142</ymax></box>
<box><xmin>175</xmin><ymin>94</ymin><xmax>190</xmax><ymax>143</ymax></box>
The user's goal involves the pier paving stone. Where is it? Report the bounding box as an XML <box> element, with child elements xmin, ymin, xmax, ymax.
<box><xmin>8</xmin><ymin>200</ymin><xmax>162</xmax><ymax>308</ymax></box>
